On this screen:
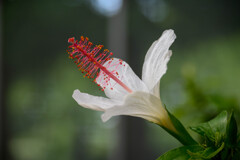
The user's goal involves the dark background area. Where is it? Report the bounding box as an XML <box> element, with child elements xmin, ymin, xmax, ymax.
<box><xmin>1</xmin><ymin>0</ymin><xmax>240</xmax><ymax>159</ymax></box>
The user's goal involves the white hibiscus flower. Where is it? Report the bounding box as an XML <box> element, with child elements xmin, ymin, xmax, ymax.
<box><xmin>71</xmin><ymin>29</ymin><xmax>176</xmax><ymax>132</ymax></box>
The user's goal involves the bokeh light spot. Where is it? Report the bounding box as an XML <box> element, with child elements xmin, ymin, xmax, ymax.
<box><xmin>90</xmin><ymin>0</ymin><xmax>123</xmax><ymax>17</ymax></box>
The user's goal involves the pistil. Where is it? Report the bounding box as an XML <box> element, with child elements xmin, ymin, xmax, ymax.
<box><xmin>67</xmin><ymin>37</ymin><xmax>132</xmax><ymax>93</ymax></box>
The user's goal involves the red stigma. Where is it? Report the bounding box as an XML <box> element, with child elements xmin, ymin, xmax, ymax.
<box><xmin>68</xmin><ymin>37</ymin><xmax>75</xmax><ymax>43</ymax></box>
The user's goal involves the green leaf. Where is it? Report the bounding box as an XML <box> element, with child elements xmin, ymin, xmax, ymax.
<box><xmin>190</xmin><ymin>111</ymin><xmax>228</xmax><ymax>146</ymax></box>
<box><xmin>157</xmin><ymin>143</ymin><xmax>225</xmax><ymax>160</ymax></box>
<box><xmin>200</xmin><ymin>142</ymin><xmax>224</xmax><ymax>159</ymax></box>
<box><xmin>161</xmin><ymin>109</ymin><xmax>197</xmax><ymax>145</ymax></box>
<box><xmin>225</xmin><ymin>112</ymin><xmax>238</xmax><ymax>147</ymax></box>
<box><xmin>156</xmin><ymin>145</ymin><xmax>204</xmax><ymax>160</ymax></box>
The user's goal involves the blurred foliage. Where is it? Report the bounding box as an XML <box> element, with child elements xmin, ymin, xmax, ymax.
<box><xmin>7</xmin><ymin>56</ymin><xmax>118</xmax><ymax>160</ymax></box>
<box><xmin>171</xmin><ymin>33</ymin><xmax>240</xmax><ymax>127</ymax></box>
<box><xmin>2</xmin><ymin>0</ymin><xmax>240</xmax><ymax>159</ymax></box>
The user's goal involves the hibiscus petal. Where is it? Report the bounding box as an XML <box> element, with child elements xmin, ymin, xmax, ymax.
<box><xmin>101</xmin><ymin>91</ymin><xmax>174</xmax><ymax>130</ymax></box>
<box><xmin>95</xmin><ymin>58</ymin><xmax>148</xmax><ymax>101</ymax></box>
<box><xmin>72</xmin><ymin>89</ymin><xmax>118</xmax><ymax>111</ymax></box>
<box><xmin>142</xmin><ymin>29</ymin><xmax>176</xmax><ymax>95</ymax></box>
<box><xmin>151</xmin><ymin>81</ymin><xmax>160</xmax><ymax>98</ymax></box>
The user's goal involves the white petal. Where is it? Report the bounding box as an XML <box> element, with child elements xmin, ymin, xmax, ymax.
<box><xmin>101</xmin><ymin>91</ymin><xmax>173</xmax><ymax>129</ymax></box>
<box><xmin>95</xmin><ymin>58</ymin><xmax>148</xmax><ymax>101</ymax></box>
<box><xmin>72</xmin><ymin>89</ymin><xmax>119</xmax><ymax>111</ymax></box>
<box><xmin>142</xmin><ymin>29</ymin><xmax>176</xmax><ymax>95</ymax></box>
<box><xmin>151</xmin><ymin>81</ymin><xmax>160</xmax><ymax>98</ymax></box>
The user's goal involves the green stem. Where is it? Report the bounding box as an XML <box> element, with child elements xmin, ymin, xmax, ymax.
<box><xmin>160</xmin><ymin>109</ymin><xmax>197</xmax><ymax>145</ymax></box>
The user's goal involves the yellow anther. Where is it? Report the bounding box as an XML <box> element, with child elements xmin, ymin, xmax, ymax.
<box><xmin>98</xmin><ymin>45</ymin><xmax>103</xmax><ymax>49</ymax></box>
<box><xmin>81</xmin><ymin>36</ymin><xmax>84</xmax><ymax>41</ymax></box>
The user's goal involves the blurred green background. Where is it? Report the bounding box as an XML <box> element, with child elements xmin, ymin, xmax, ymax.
<box><xmin>1</xmin><ymin>0</ymin><xmax>240</xmax><ymax>160</ymax></box>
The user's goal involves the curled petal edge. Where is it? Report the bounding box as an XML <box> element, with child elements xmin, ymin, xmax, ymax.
<box><xmin>142</xmin><ymin>29</ymin><xmax>175</xmax><ymax>93</ymax></box>
<box><xmin>72</xmin><ymin>89</ymin><xmax>119</xmax><ymax>111</ymax></box>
